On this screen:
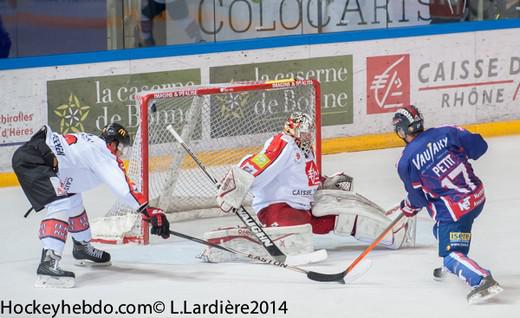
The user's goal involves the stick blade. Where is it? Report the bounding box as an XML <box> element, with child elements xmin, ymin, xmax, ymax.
<box><xmin>307</xmin><ymin>270</ymin><xmax>346</xmax><ymax>283</ymax></box>
<box><xmin>306</xmin><ymin>259</ymin><xmax>372</xmax><ymax>283</ymax></box>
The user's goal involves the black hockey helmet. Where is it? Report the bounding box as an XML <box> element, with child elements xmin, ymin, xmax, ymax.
<box><xmin>100</xmin><ymin>122</ymin><xmax>130</xmax><ymax>146</ymax></box>
<box><xmin>392</xmin><ymin>105</ymin><xmax>424</xmax><ymax>140</ymax></box>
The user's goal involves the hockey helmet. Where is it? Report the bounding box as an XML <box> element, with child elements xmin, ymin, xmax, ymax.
<box><xmin>392</xmin><ymin>105</ymin><xmax>424</xmax><ymax>140</ymax></box>
<box><xmin>284</xmin><ymin>112</ymin><xmax>314</xmax><ymax>154</ymax></box>
<box><xmin>100</xmin><ymin>122</ymin><xmax>131</xmax><ymax>147</ymax></box>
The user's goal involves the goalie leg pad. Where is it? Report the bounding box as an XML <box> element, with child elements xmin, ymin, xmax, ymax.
<box><xmin>201</xmin><ymin>224</ymin><xmax>314</xmax><ymax>263</ymax></box>
<box><xmin>313</xmin><ymin>190</ymin><xmax>415</xmax><ymax>249</ymax></box>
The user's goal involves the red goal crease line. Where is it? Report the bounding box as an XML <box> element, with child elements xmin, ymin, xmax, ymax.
<box><xmin>418</xmin><ymin>80</ymin><xmax>515</xmax><ymax>91</ymax></box>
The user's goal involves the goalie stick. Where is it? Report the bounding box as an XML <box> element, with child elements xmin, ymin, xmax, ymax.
<box><xmin>169</xmin><ymin>230</ymin><xmax>368</xmax><ymax>283</ymax></box>
<box><xmin>166</xmin><ymin>125</ymin><xmax>326</xmax><ymax>266</ymax></box>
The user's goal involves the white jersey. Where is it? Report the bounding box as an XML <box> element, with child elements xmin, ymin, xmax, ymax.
<box><xmin>239</xmin><ymin>133</ymin><xmax>321</xmax><ymax>213</ymax></box>
<box><xmin>43</xmin><ymin>125</ymin><xmax>144</xmax><ymax>211</ymax></box>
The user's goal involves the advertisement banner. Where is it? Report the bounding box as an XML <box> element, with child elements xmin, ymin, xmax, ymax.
<box><xmin>178</xmin><ymin>0</ymin><xmax>430</xmax><ymax>43</ymax></box>
<box><xmin>209</xmin><ymin>55</ymin><xmax>353</xmax><ymax>127</ymax></box>
<box><xmin>47</xmin><ymin>70</ymin><xmax>201</xmax><ymax>137</ymax></box>
<box><xmin>366</xmin><ymin>54</ymin><xmax>410</xmax><ymax>114</ymax></box>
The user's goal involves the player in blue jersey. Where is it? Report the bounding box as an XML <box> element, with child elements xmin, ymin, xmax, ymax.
<box><xmin>392</xmin><ymin>105</ymin><xmax>503</xmax><ymax>304</ymax></box>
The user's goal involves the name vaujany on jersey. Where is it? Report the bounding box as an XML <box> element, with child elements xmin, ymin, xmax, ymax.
<box><xmin>411</xmin><ymin>137</ymin><xmax>448</xmax><ymax>170</ymax></box>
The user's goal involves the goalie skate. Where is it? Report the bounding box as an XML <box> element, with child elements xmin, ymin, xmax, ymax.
<box><xmin>467</xmin><ymin>276</ymin><xmax>504</xmax><ymax>304</ymax></box>
<box><xmin>35</xmin><ymin>249</ymin><xmax>75</xmax><ymax>288</ymax></box>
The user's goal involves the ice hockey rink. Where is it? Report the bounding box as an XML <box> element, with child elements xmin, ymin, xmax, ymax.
<box><xmin>1</xmin><ymin>135</ymin><xmax>519</xmax><ymax>318</ymax></box>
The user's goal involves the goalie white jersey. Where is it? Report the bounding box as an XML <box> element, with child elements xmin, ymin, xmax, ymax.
<box><xmin>239</xmin><ymin>133</ymin><xmax>321</xmax><ymax>213</ymax></box>
<box><xmin>43</xmin><ymin>125</ymin><xmax>145</xmax><ymax>210</ymax></box>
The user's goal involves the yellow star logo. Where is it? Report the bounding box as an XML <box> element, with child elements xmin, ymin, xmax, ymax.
<box><xmin>54</xmin><ymin>93</ymin><xmax>90</xmax><ymax>134</ymax></box>
<box><xmin>216</xmin><ymin>93</ymin><xmax>247</xmax><ymax>120</ymax></box>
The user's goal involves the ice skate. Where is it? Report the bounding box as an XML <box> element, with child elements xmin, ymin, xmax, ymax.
<box><xmin>433</xmin><ymin>267</ymin><xmax>447</xmax><ymax>281</ymax></box>
<box><xmin>467</xmin><ymin>275</ymin><xmax>504</xmax><ymax>304</ymax></box>
<box><xmin>35</xmin><ymin>249</ymin><xmax>75</xmax><ymax>288</ymax></box>
<box><xmin>72</xmin><ymin>238</ymin><xmax>111</xmax><ymax>266</ymax></box>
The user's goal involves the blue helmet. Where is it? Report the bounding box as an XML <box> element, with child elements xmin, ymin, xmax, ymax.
<box><xmin>392</xmin><ymin>105</ymin><xmax>424</xmax><ymax>139</ymax></box>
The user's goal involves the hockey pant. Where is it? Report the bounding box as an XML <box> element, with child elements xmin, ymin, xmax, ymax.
<box><xmin>257</xmin><ymin>202</ymin><xmax>335</xmax><ymax>234</ymax></box>
<box><xmin>39</xmin><ymin>194</ymin><xmax>92</xmax><ymax>256</ymax></box>
<box><xmin>435</xmin><ymin>204</ymin><xmax>490</xmax><ymax>287</ymax></box>
<box><xmin>312</xmin><ymin>189</ymin><xmax>415</xmax><ymax>249</ymax></box>
<box><xmin>12</xmin><ymin>126</ymin><xmax>69</xmax><ymax>212</ymax></box>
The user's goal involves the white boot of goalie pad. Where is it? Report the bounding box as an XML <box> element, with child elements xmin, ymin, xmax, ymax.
<box><xmin>200</xmin><ymin>224</ymin><xmax>314</xmax><ymax>263</ymax></box>
<box><xmin>334</xmin><ymin>213</ymin><xmax>416</xmax><ymax>249</ymax></box>
<box><xmin>313</xmin><ymin>189</ymin><xmax>415</xmax><ymax>249</ymax></box>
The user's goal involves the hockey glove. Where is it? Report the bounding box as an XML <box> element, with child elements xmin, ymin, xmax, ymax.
<box><xmin>216</xmin><ymin>167</ymin><xmax>254</xmax><ymax>213</ymax></box>
<box><xmin>400</xmin><ymin>199</ymin><xmax>421</xmax><ymax>218</ymax></box>
<box><xmin>321</xmin><ymin>172</ymin><xmax>353</xmax><ymax>191</ymax></box>
<box><xmin>141</xmin><ymin>207</ymin><xmax>170</xmax><ymax>239</ymax></box>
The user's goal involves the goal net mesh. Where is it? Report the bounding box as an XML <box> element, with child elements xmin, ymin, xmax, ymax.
<box><xmin>91</xmin><ymin>80</ymin><xmax>321</xmax><ymax>244</ymax></box>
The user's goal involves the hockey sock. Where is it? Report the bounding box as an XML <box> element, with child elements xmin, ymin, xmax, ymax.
<box><xmin>68</xmin><ymin>210</ymin><xmax>92</xmax><ymax>243</ymax></box>
<box><xmin>443</xmin><ymin>251</ymin><xmax>490</xmax><ymax>287</ymax></box>
<box><xmin>39</xmin><ymin>218</ymin><xmax>68</xmax><ymax>255</ymax></box>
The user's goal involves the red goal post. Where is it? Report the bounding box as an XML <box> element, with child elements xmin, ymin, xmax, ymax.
<box><xmin>91</xmin><ymin>79</ymin><xmax>322</xmax><ymax>245</ymax></box>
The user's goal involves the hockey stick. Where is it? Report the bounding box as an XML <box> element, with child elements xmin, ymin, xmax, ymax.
<box><xmin>307</xmin><ymin>211</ymin><xmax>405</xmax><ymax>282</ymax></box>
<box><xmin>167</xmin><ymin>125</ymin><xmax>309</xmax><ymax>264</ymax></box>
<box><xmin>169</xmin><ymin>230</ymin><xmax>361</xmax><ymax>283</ymax></box>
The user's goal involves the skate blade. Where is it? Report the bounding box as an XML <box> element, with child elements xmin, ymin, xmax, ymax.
<box><xmin>35</xmin><ymin>275</ymin><xmax>75</xmax><ymax>288</ymax></box>
<box><xmin>74</xmin><ymin>259</ymin><xmax>112</xmax><ymax>267</ymax></box>
<box><xmin>284</xmin><ymin>249</ymin><xmax>328</xmax><ymax>266</ymax></box>
<box><xmin>468</xmin><ymin>285</ymin><xmax>504</xmax><ymax>304</ymax></box>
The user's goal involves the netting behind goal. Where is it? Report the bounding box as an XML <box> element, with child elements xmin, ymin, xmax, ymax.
<box><xmin>91</xmin><ymin>79</ymin><xmax>321</xmax><ymax>244</ymax></box>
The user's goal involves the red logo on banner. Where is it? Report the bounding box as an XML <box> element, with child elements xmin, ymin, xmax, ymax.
<box><xmin>367</xmin><ymin>54</ymin><xmax>410</xmax><ymax>114</ymax></box>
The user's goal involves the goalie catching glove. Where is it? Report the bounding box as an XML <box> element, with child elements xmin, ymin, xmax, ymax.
<box><xmin>321</xmin><ymin>172</ymin><xmax>354</xmax><ymax>192</ymax></box>
<box><xmin>140</xmin><ymin>206</ymin><xmax>170</xmax><ymax>239</ymax></box>
<box><xmin>216</xmin><ymin>166</ymin><xmax>254</xmax><ymax>213</ymax></box>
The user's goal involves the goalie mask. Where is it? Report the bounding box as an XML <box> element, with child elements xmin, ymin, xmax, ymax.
<box><xmin>101</xmin><ymin>122</ymin><xmax>131</xmax><ymax>156</ymax></box>
<box><xmin>284</xmin><ymin>112</ymin><xmax>314</xmax><ymax>154</ymax></box>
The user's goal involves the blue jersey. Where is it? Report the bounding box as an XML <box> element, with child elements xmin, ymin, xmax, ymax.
<box><xmin>397</xmin><ymin>126</ymin><xmax>487</xmax><ymax>222</ymax></box>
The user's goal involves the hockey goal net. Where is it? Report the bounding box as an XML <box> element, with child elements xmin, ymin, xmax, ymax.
<box><xmin>91</xmin><ymin>79</ymin><xmax>322</xmax><ymax>244</ymax></box>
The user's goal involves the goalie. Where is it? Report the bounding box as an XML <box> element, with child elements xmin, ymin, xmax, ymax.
<box><xmin>202</xmin><ymin>112</ymin><xmax>415</xmax><ymax>262</ymax></box>
<box><xmin>12</xmin><ymin>123</ymin><xmax>170</xmax><ymax>288</ymax></box>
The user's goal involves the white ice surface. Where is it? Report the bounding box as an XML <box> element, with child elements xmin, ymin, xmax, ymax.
<box><xmin>1</xmin><ymin>135</ymin><xmax>519</xmax><ymax>318</ymax></box>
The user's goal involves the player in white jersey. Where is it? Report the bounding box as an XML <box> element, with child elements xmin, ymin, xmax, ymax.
<box><xmin>202</xmin><ymin>112</ymin><xmax>415</xmax><ymax>262</ymax></box>
<box><xmin>12</xmin><ymin>123</ymin><xmax>170</xmax><ymax>288</ymax></box>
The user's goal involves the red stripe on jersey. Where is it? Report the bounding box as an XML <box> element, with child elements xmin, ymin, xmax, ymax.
<box><xmin>240</xmin><ymin>133</ymin><xmax>287</xmax><ymax>177</ymax></box>
<box><xmin>110</xmin><ymin>145</ymin><xmax>147</xmax><ymax>207</ymax></box>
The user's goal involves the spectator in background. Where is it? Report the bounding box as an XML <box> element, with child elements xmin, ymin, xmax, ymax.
<box><xmin>467</xmin><ymin>0</ymin><xmax>520</xmax><ymax>20</ymax></box>
<box><xmin>496</xmin><ymin>0</ymin><xmax>520</xmax><ymax>18</ymax></box>
<box><xmin>429</xmin><ymin>0</ymin><xmax>469</xmax><ymax>23</ymax></box>
<box><xmin>0</xmin><ymin>15</ymin><xmax>11</xmax><ymax>58</ymax></box>
<box><xmin>139</xmin><ymin>0</ymin><xmax>203</xmax><ymax>47</ymax></box>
